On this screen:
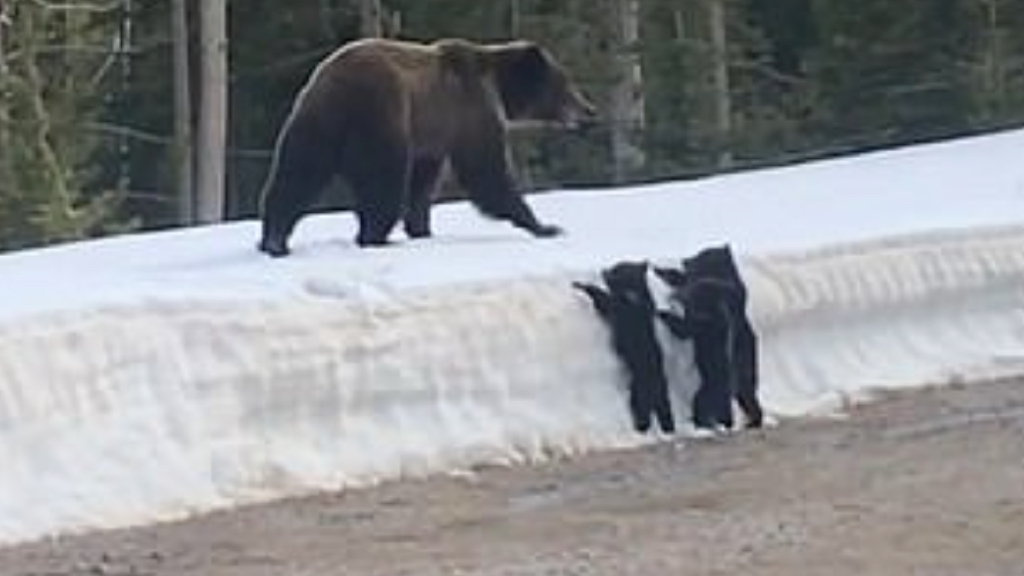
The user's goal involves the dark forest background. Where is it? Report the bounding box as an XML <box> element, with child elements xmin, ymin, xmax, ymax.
<box><xmin>2</xmin><ymin>0</ymin><xmax>1023</xmax><ymax>251</ymax></box>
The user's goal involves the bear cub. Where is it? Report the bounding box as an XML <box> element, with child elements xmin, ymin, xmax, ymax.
<box><xmin>655</xmin><ymin>245</ymin><xmax>764</xmax><ymax>430</ymax></box>
<box><xmin>257</xmin><ymin>37</ymin><xmax>596</xmax><ymax>257</ymax></box>
<box><xmin>574</xmin><ymin>261</ymin><xmax>675</xmax><ymax>435</ymax></box>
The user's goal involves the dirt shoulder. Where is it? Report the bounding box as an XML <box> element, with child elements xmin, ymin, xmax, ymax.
<box><xmin>4</xmin><ymin>379</ymin><xmax>1024</xmax><ymax>576</ymax></box>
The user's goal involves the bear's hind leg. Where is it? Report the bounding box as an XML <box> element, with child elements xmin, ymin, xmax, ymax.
<box><xmin>403</xmin><ymin>157</ymin><xmax>444</xmax><ymax>239</ymax></box>
<box><xmin>691</xmin><ymin>381</ymin><xmax>717</xmax><ymax>430</ymax></box>
<box><xmin>651</xmin><ymin>377</ymin><xmax>676</xmax><ymax>434</ymax></box>
<box><xmin>735</xmin><ymin>384</ymin><xmax>763</xmax><ymax>429</ymax></box>
<box><xmin>347</xmin><ymin>135</ymin><xmax>411</xmax><ymax>247</ymax></box>
<box><xmin>627</xmin><ymin>381</ymin><xmax>653</xmax><ymax>433</ymax></box>
<box><xmin>692</xmin><ymin>337</ymin><xmax>734</xmax><ymax>430</ymax></box>
<box><xmin>735</xmin><ymin>321</ymin><xmax>763</xmax><ymax>428</ymax></box>
<box><xmin>355</xmin><ymin>203</ymin><xmax>402</xmax><ymax>247</ymax></box>
<box><xmin>258</xmin><ymin>134</ymin><xmax>334</xmax><ymax>257</ymax></box>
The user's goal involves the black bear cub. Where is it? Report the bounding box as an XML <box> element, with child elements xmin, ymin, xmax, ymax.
<box><xmin>655</xmin><ymin>244</ymin><xmax>764</xmax><ymax>430</ymax></box>
<box><xmin>574</xmin><ymin>261</ymin><xmax>675</xmax><ymax>435</ymax></box>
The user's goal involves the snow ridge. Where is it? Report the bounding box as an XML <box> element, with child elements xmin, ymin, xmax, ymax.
<box><xmin>3</xmin><ymin>224</ymin><xmax>1024</xmax><ymax>545</ymax></box>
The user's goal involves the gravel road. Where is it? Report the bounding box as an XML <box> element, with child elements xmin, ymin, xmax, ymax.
<box><xmin>4</xmin><ymin>378</ymin><xmax>1024</xmax><ymax>576</ymax></box>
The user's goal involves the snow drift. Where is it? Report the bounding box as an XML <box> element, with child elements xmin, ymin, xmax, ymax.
<box><xmin>2</xmin><ymin>128</ymin><xmax>1024</xmax><ymax>545</ymax></box>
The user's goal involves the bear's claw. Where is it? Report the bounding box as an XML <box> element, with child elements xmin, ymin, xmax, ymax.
<box><xmin>532</xmin><ymin>224</ymin><xmax>564</xmax><ymax>238</ymax></box>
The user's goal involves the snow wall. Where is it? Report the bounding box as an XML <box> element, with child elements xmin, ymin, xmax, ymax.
<box><xmin>3</xmin><ymin>223</ymin><xmax>1024</xmax><ymax>545</ymax></box>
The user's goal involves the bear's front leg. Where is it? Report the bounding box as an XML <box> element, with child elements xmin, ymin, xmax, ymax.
<box><xmin>450</xmin><ymin>124</ymin><xmax>563</xmax><ymax>238</ymax></box>
<box><xmin>403</xmin><ymin>157</ymin><xmax>444</xmax><ymax>239</ymax></box>
<box><xmin>348</xmin><ymin>131</ymin><xmax>411</xmax><ymax>247</ymax></box>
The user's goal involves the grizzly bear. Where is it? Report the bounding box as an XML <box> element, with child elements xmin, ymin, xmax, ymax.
<box><xmin>655</xmin><ymin>245</ymin><xmax>764</xmax><ymax>430</ymax></box>
<box><xmin>574</xmin><ymin>261</ymin><xmax>675</xmax><ymax>435</ymax></box>
<box><xmin>257</xmin><ymin>37</ymin><xmax>596</xmax><ymax>256</ymax></box>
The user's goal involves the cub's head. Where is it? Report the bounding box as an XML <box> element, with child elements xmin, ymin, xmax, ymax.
<box><xmin>655</xmin><ymin>245</ymin><xmax>740</xmax><ymax>290</ymax></box>
<box><xmin>683</xmin><ymin>244</ymin><xmax>739</xmax><ymax>283</ymax></box>
<box><xmin>601</xmin><ymin>260</ymin><xmax>654</xmax><ymax>313</ymax></box>
<box><xmin>681</xmin><ymin>244</ymin><xmax>748</xmax><ymax>306</ymax></box>
<box><xmin>487</xmin><ymin>40</ymin><xmax>597</xmax><ymax>129</ymax></box>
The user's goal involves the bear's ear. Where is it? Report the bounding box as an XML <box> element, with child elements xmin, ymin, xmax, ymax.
<box><xmin>492</xmin><ymin>40</ymin><xmax>550</xmax><ymax>86</ymax></box>
<box><xmin>511</xmin><ymin>42</ymin><xmax>549</xmax><ymax>83</ymax></box>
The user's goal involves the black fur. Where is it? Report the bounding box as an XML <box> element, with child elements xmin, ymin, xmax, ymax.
<box><xmin>574</xmin><ymin>261</ymin><xmax>675</xmax><ymax>434</ymax></box>
<box><xmin>655</xmin><ymin>245</ymin><xmax>763</xmax><ymax>429</ymax></box>
<box><xmin>657</xmin><ymin>281</ymin><xmax>737</xmax><ymax>430</ymax></box>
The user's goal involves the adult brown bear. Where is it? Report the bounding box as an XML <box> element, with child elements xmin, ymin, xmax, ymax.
<box><xmin>257</xmin><ymin>37</ymin><xmax>596</xmax><ymax>257</ymax></box>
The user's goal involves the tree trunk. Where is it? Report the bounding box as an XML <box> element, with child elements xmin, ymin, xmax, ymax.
<box><xmin>195</xmin><ymin>0</ymin><xmax>227</xmax><ymax>224</ymax></box>
<box><xmin>509</xmin><ymin>0</ymin><xmax>521</xmax><ymax>36</ymax></box>
<box><xmin>360</xmin><ymin>0</ymin><xmax>382</xmax><ymax>37</ymax></box>
<box><xmin>0</xmin><ymin>0</ymin><xmax>8</xmax><ymax>76</ymax></box>
<box><xmin>0</xmin><ymin>0</ymin><xmax>10</xmax><ymax>209</ymax></box>
<box><xmin>609</xmin><ymin>0</ymin><xmax>646</xmax><ymax>183</ymax></box>
<box><xmin>114</xmin><ymin>0</ymin><xmax>134</xmax><ymax>203</ymax></box>
<box><xmin>171</xmin><ymin>0</ymin><xmax>194</xmax><ymax>224</ymax></box>
<box><xmin>708</xmin><ymin>0</ymin><xmax>733</xmax><ymax>168</ymax></box>
<box><xmin>980</xmin><ymin>0</ymin><xmax>1006</xmax><ymax>120</ymax></box>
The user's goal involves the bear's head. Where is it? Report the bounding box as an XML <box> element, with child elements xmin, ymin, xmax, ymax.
<box><xmin>488</xmin><ymin>40</ymin><xmax>597</xmax><ymax>129</ymax></box>
<box><xmin>655</xmin><ymin>245</ymin><xmax>740</xmax><ymax>291</ymax></box>
<box><xmin>682</xmin><ymin>244</ymin><xmax>737</xmax><ymax>280</ymax></box>
<box><xmin>601</xmin><ymin>260</ymin><xmax>654</xmax><ymax>313</ymax></box>
<box><xmin>681</xmin><ymin>244</ymin><xmax>748</xmax><ymax>305</ymax></box>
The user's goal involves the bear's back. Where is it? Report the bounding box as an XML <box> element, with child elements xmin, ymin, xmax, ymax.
<box><xmin>296</xmin><ymin>39</ymin><xmax>435</xmax><ymax>106</ymax></box>
<box><xmin>289</xmin><ymin>38</ymin><xmax>481</xmax><ymax>154</ymax></box>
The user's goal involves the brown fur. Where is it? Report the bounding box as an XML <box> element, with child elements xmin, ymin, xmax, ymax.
<box><xmin>257</xmin><ymin>37</ymin><xmax>596</xmax><ymax>256</ymax></box>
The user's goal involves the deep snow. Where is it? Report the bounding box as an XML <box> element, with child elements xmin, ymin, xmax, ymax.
<box><xmin>2</xmin><ymin>129</ymin><xmax>1024</xmax><ymax>545</ymax></box>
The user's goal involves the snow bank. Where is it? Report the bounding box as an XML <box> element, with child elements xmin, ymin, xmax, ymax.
<box><xmin>3</xmin><ymin>223</ymin><xmax>1024</xmax><ymax>545</ymax></box>
<box><xmin>0</xmin><ymin>276</ymin><xmax>640</xmax><ymax>545</ymax></box>
<box><xmin>749</xmin><ymin>224</ymin><xmax>1024</xmax><ymax>414</ymax></box>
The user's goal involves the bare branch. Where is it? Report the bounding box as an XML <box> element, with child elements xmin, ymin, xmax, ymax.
<box><xmin>29</xmin><ymin>0</ymin><xmax>122</xmax><ymax>13</ymax></box>
<box><xmin>85</xmin><ymin>121</ymin><xmax>172</xmax><ymax>145</ymax></box>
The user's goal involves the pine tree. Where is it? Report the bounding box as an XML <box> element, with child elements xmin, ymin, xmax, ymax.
<box><xmin>0</xmin><ymin>1</ymin><xmax>131</xmax><ymax>251</ymax></box>
<box><xmin>805</xmin><ymin>0</ymin><xmax>975</xmax><ymax>151</ymax></box>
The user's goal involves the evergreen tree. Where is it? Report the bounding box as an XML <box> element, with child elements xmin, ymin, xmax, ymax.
<box><xmin>805</xmin><ymin>0</ymin><xmax>975</xmax><ymax>151</ymax></box>
<box><xmin>6</xmin><ymin>0</ymin><xmax>1024</xmax><ymax>252</ymax></box>
<box><xmin>962</xmin><ymin>0</ymin><xmax>1024</xmax><ymax>128</ymax></box>
<box><xmin>0</xmin><ymin>1</ymin><xmax>131</xmax><ymax>251</ymax></box>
